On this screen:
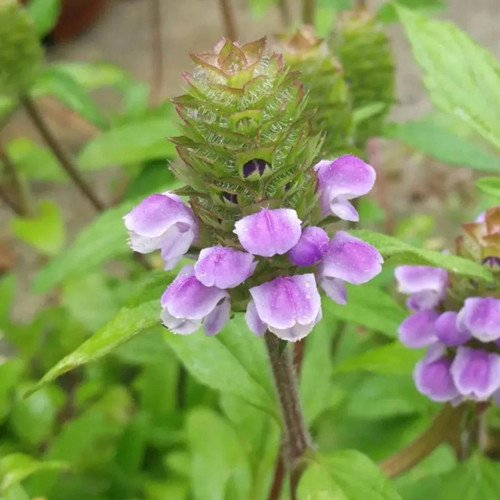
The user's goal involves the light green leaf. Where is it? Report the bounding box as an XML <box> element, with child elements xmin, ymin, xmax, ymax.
<box><xmin>398</xmin><ymin>8</ymin><xmax>500</xmax><ymax>152</ymax></box>
<box><xmin>11</xmin><ymin>200</ymin><xmax>65</xmax><ymax>255</ymax></box>
<box><xmin>32</xmin><ymin>68</ymin><xmax>106</xmax><ymax>128</ymax></box>
<box><xmin>249</xmin><ymin>0</ymin><xmax>278</xmax><ymax>18</ymax></box>
<box><xmin>298</xmin><ymin>450</ymin><xmax>402</xmax><ymax>500</ymax></box>
<box><xmin>6</xmin><ymin>137</ymin><xmax>63</xmax><ymax>181</ymax></box>
<box><xmin>163</xmin><ymin>315</ymin><xmax>276</xmax><ymax>416</ymax></box>
<box><xmin>50</xmin><ymin>61</ymin><xmax>129</xmax><ymax>90</ymax></box>
<box><xmin>0</xmin><ymin>95</ymin><xmax>15</xmax><ymax>122</ymax></box>
<box><xmin>378</xmin><ymin>0</ymin><xmax>443</xmax><ymax>24</ymax></box>
<box><xmin>351</xmin><ymin>229</ymin><xmax>493</xmax><ymax>282</ymax></box>
<box><xmin>187</xmin><ymin>409</ymin><xmax>251</xmax><ymax>500</ymax></box>
<box><xmin>77</xmin><ymin>117</ymin><xmax>178</xmax><ymax>170</ymax></box>
<box><xmin>476</xmin><ymin>177</ymin><xmax>500</xmax><ymax>200</ymax></box>
<box><xmin>0</xmin><ymin>274</ymin><xmax>16</xmax><ymax>327</ymax></box>
<box><xmin>334</xmin><ymin>342</ymin><xmax>423</xmax><ymax>375</ymax></box>
<box><xmin>385</xmin><ymin>120</ymin><xmax>500</xmax><ymax>173</ymax></box>
<box><xmin>0</xmin><ymin>453</ymin><xmax>67</xmax><ymax>493</ymax></box>
<box><xmin>27</xmin><ymin>0</ymin><xmax>61</xmax><ymax>37</ymax></box>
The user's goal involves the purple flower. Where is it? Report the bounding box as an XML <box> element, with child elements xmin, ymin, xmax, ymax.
<box><xmin>124</xmin><ymin>192</ymin><xmax>198</xmax><ymax>270</ymax></box>
<box><xmin>161</xmin><ymin>266</ymin><xmax>230</xmax><ymax>336</ymax></box>
<box><xmin>394</xmin><ymin>265</ymin><xmax>448</xmax><ymax>311</ymax></box>
<box><xmin>288</xmin><ymin>226</ymin><xmax>329</xmax><ymax>266</ymax></box>
<box><xmin>234</xmin><ymin>208</ymin><xmax>302</xmax><ymax>257</ymax></box>
<box><xmin>398</xmin><ymin>310</ymin><xmax>439</xmax><ymax>348</ymax></box>
<box><xmin>245</xmin><ymin>274</ymin><xmax>321</xmax><ymax>341</ymax></box>
<box><xmin>435</xmin><ymin>311</ymin><xmax>471</xmax><ymax>346</ymax></box>
<box><xmin>317</xmin><ymin>231</ymin><xmax>383</xmax><ymax>305</ymax></box>
<box><xmin>414</xmin><ymin>344</ymin><xmax>459</xmax><ymax>402</ymax></box>
<box><xmin>451</xmin><ymin>347</ymin><xmax>500</xmax><ymax>400</ymax></box>
<box><xmin>457</xmin><ymin>297</ymin><xmax>500</xmax><ymax>342</ymax></box>
<box><xmin>194</xmin><ymin>246</ymin><xmax>257</xmax><ymax>289</ymax></box>
<box><xmin>314</xmin><ymin>155</ymin><xmax>376</xmax><ymax>221</ymax></box>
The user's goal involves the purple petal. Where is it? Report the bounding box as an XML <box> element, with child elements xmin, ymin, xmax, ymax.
<box><xmin>435</xmin><ymin>311</ymin><xmax>472</xmax><ymax>346</ymax></box>
<box><xmin>319</xmin><ymin>276</ymin><xmax>347</xmax><ymax>305</ymax></box>
<box><xmin>194</xmin><ymin>246</ymin><xmax>257</xmax><ymax>289</ymax></box>
<box><xmin>395</xmin><ymin>266</ymin><xmax>448</xmax><ymax>310</ymax></box>
<box><xmin>249</xmin><ymin>274</ymin><xmax>321</xmax><ymax>332</ymax></box>
<box><xmin>457</xmin><ymin>297</ymin><xmax>500</xmax><ymax>342</ymax></box>
<box><xmin>161</xmin><ymin>266</ymin><xmax>229</xmax><ymax>320</ymax></box>
<box><xmin>204</xmin><ymin>297</ymin><xmax>231</xmax><ymax>336</ymax></box>
<box><xmin>414</xmin><ymin>349</ymin><xmax>459</xmax><ymax>402</ymax></box>
<box><xmin>314</xmin><ymin>155</ymin><xmax>376</xmax><ymax>220</ymax></box>
<box><xmin>398</xmin><ymin>310</ymin><xmax>439</xmax><ymax>348</ymax></box>
<box><xmin>451</xmin><ymin>347</ymin><xmax>500</xmax><ymax>400</ymax></box>
<box><xmin>288</xmin><ymin>226</ymin><xmax>329</xmax><ymax>266</ymax></box>
<box><xmin>161</xmin><ymin>309</ymin><xmax>202</xmax><ymax>335</ymax></box>
<box><xmin>124</xmin><ymin>192</ymin><xmax>198</xmax><ymax>255</ymax></box>
<box><xmin>245</xmin><ymin>299</ymin><xmax>267</xmax><ymax>337</ymax></box>
<box><xmin>234</xmin><ymin>208</ymin><xmax>302</xmax><ymax>257</ymax></box>
<box><xmin>160</xmin><ymin>226</ymin><xmax>195</xmax><ymax>270</ymax></box>
<box><xmin>319</xmin><ymin>231</ymin><xmax>383</xmax><ymax>285</ymax></box>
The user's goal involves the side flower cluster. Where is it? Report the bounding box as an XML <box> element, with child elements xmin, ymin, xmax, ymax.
<box><xmin>124</xmin><ymin>155</ymin><xmax>383</xmax><ymax>342</ymax></box>
<box><xmin>395</xmin><ymin>265</ymin><xmax>500</xmax><ymax>404</ymax></box>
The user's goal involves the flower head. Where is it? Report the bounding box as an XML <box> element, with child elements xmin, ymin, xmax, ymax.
<box><xmin>398</xmin><ymin>310</ymin><xmax>439</xmax><ymax>348</ymax></box>
<box><xmin>457</xmin><ymin>297</ymin><xmax>500</xmax><ymax>343</ymax></box>
<box><xmin>435</xmin><ymin>311</ymin><xmax>471</xmax><ymax>346</ymax></box>
<box><xmin>288</xmin><ymin>226</ymin><xmax>329</xmax><ymax>267</ymax></box>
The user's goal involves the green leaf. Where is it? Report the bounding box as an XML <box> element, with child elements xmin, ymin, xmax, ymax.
<box><xmin>11</xmin><ymin>200</ymin><xmax>65</xmax><ymax>255</ymax></box>
<box><xmin>6</xmin><ymin>138</ymin><xmax>64</xmax><ymax>181</ymax></box>
<box><xmin>27</xmin><ymin>273</ymin><xmax>173</xmax><ymax>396</ymax></box>
<box><xmin>187</xmin><ymin>409</ymin><xmax>251</xmax><ymax>500</ymax></box>
<box><xmin>385</xmin><ymin>120</ymin><xmax>500</xmax><ymax>173</ymax></box>
<box><xmin>32</xmin><ymin>68</ymin><xmax>107</xmax><ymax>128</ymax></box>
<box><xmin>326</xmin><ymin>284</ymin><xmax>406</xmax><ymax>338</ymax></box>
<box><xmin>0</xmin><ymin>274</ymin><xmax>16</xmax><ymax>327</ymax></box>
<box><xmin>33</xmin><ymin>199</ymin><xmax>136</xmax><ymax>293</ymax></box>
<box><xmin>334</xmin><ymin>342</ymin><xmax>423</xmax><ymax>375</ymax></box>
<box><xmin>298</xmin><ymin>450</ymin><xmax>402</xmax><ymax>500</ymax></box>
<box><xmin>398</xmin><ymin>7</ymin><xmax>500</xmax><ymax>152</ymax></box>
<box><xmin>77</xmin><ymin>117</ymin><xmax>178</xmax><ymax>170</ymax></box>
<box><xmin>476</xmin><ymin>176</ymin><xmax>500</xmax><ymax>200</ymax></box>
<box><xmin>378</xmin><ymin>0</ymin><xmax>443</xmax><ymax>24</ymax></box>
<box><xmin>0</xmin><ymin>453</ymin><xmax>67</xmax><ymax>493</ymax></box>
<box><xmin>163</xmin><ymin>314</ymin><xmax>276</xmax><ymax>416</ymax></box>
<box><xmin>351</xmin><ymin>229</ymin><xmax>493</xmax><ymax>282</ymax></box>
<box><xmin>0</xmin><ymin>359</ymin><xmax>24</xmax><ymax>424</ymax></box>
<box><xmin>27</xmin><ymin>0</ymin><xmax>61</xmax><ymax>37</ymax></box>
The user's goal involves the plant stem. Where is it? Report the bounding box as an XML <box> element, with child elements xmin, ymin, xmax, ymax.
<box><xmin>21</xmin><ymin>95</ymin><xmax>105</xmax><ymax>212</ymax></box>
<box><xmin>302</xmin><ymin>0</ymin><xmax>316</xmax><ymax>25</ymax></box>
<box><xmin>354</xmin><ymin>0</ymin><xmax>367</xmax><ymax>9</ymax></box>
<box><xmin>149</xmin><ymin>0</ymin><xmax>164</xmax><ymax>105</ymax></box>
<box><xmin>278</xmin><ymin>0</ymin><xmax>292</xmax><ymax>28</ymax></box>
<box><xmin>0</xmin><ymin>144</ymin><xmax>30</xmax><ymax>216</ymax></box>
<box><xmin>265</xmin><ymin>333</ymin><xmax>312</xmax><ymax>499</ymax></box>
<box><xmin>379</xmin><ymin>404</ymin><xmax>467</xmax><ymax>478</ymax></box>
<box><xmin>267</xmin><ymin>449</ymin><xmax>285</xmax><ymax>500</ymax></box>
<box><xmin>218</xmin><ymin>0</ymin><xmax>238</xmax><ymax>40</ymax></box>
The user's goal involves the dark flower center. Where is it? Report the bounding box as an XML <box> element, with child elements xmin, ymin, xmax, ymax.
<box><xmin>242</xmin><ymin>159</ymin><xmax>269</xmax><ymax>178</ymax></box>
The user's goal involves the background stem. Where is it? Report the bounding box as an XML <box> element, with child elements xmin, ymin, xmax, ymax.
<box><xmin>278</xmin><ymin>0</ymin><xmax>292</xmax><ymax>28</ymax></box>
<box><xmin>22</xmin><ymin>95</ymin><xmax>105</xmax><ymax>212</ymax></box>
<box><xmin>149</xmin><ymin>0</ymin><xmax>164</xmax><ymax>105</ymax></box>
<box><xmin>0</xmin><ymin>144</ymin><xmax>31</xmax><ymax>216</ymax></box>
<box><xmin>302</xmin><ymin>0</ymin><xmax>316</xmax><ymax>25</ymax></box>
<box><xmin>218</xmin><ymin>0</ymin><xmax>238</xmax><ymax>40</ymax></box>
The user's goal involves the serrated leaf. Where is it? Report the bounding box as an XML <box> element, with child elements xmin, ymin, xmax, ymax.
<box><xmin>27</xmin><ymin>0</ymin><xmax>61</xmax><ymax>37</ymax></box>
<box><xmin>11</xmin><ymin>200</ymin><xmax>65</xmax><ymax>256</ymax></box>
<box><xmin>298</xmin><ymin>450</ymin><xmax>402</xmax><ymax>500</ymax></box>
<box><xmin>385</xmin><ymin>120</ymin><xmax>500</xmax><ymax>173</ymax></box>
<box><xmin>378</xmin><ymin>0</ymin><xmax>443</xmax><ymax>24</ymax></box>
<box><xmin>350</xmin><ymin>229</ymin><xmax>493</xmax><ymax>282</ymax></box>
<box><xmin>398</xmin><ymin>7</ymin><xmax>500</xmax><ymax>152</ymax></box>
<box><xmin>77</xmin><ymin>117</ymin><xmax>178</xmax><ymax>170</ymax></box>
<box><xmin>476</xmin><ymin>176</ymin><xmax>500</xmax><ymax>200</ymax></box>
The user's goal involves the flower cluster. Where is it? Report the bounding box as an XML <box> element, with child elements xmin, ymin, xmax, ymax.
<box><xmin>395</xmin><ymin>207</ymin><xmax>500</xmax><ymax>404</ymax></box>
<box><xmin>125</xmin><ymin>155</ymin><xmax>383</xmax><ymax>341</ymax></box>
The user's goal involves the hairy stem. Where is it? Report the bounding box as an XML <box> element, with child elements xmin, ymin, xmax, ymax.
<box><xmin>22</xmin><ymin>95</ymin><xmax>105</xmax><ymax>212</ymax></box>
<box><xmin>218</xmin><ymin>0</ymin><xmax>238</xmax><ymax>40</ymax></box>
<box><xmin>379</xmin><ymin>404</ymin><xmax>467</xmax><ymax>478</ymax></box>
<box><xmin>265</xmin><ymin>333</ymin><xmax>312</xmax><ymax>499</ymax></box>
<box><xmin>149</xmin><ymin>0</ymin><xmax>164</xmax><ymax>104</ymax></box>
<box><xmin>302</xmin><ymin>0</ymin><xmax>316</xmax><ymax>25</ymax></box>
<box><xmin>267</xmin><ymin>449</ymin><xmax>285</xmax><ymax>500</ymax></box>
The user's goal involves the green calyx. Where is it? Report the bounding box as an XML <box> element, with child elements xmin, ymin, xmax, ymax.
<box><xmin>171</xmin><ymin>38</ymin><xmax>322</xmax><ymax>245</ymax></box>
<box><xmin>0</xmin><ymin>0</ymin><xmax>42</xmax><ymax>96</ymax></box>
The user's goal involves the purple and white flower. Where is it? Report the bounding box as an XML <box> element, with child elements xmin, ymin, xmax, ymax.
<box><xmin>314</xmin><ymin>155</ymin><xmax>376</xmax><ymax>221</ymax></box>
<box><xmin>414</xmin><ymin>344</ymin><xmax>459</xmax><ymax>402</ymax></box>
<box><xmin>451</xmin><ymin>347</ymin><xmax>500</xmax><ymax>401</ymax></box>
<box><xmin>457</xmin><ymin>297</ymin><xmax>500</xmax><ymax>343</ymax></box>
<box><xmin>288</xmin><ymin>226</ymin><xmax>329</xmax><ymax>266</ymax></box>
<box><xmin>435</xmin><ymin>311</ymin><xmax>471</xmax><ymax>346</ymax></box>
<box><xmin>161</xmin><ymin>265</ymin><xmax>230</xmax><ymax>336</ymax></box>
<box><xmin>234</xmin><ymin>208</ymin><xmax>302</xmax><ymax>257</ymax></box>
<box><xmin>124</xmin><ymin>192</ymin><xmax>198</xmax><ymax>270</ymax></box>
<box><xmin>194</xmin><ymin>245</ymin><xmax>257</xmax><ymax>289</ymax></box>
<box><xmin>398</xmin><ymin>310</ymin><xmax>439</xmax><ymax>348</ymax></box>
<box><xmin>245</xmin><ymin>274</ymin><xmax>321</xmax><ymax>341</ymax></box>
<box><xmin>317</xmin><ymin>231</ymin><xmax>383</xmax><ymax>305</ymax></box>
<box><xmin>394</xmin><ymin>265</ymin><xmax>448</xmax><ymax>311</ymax></box>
